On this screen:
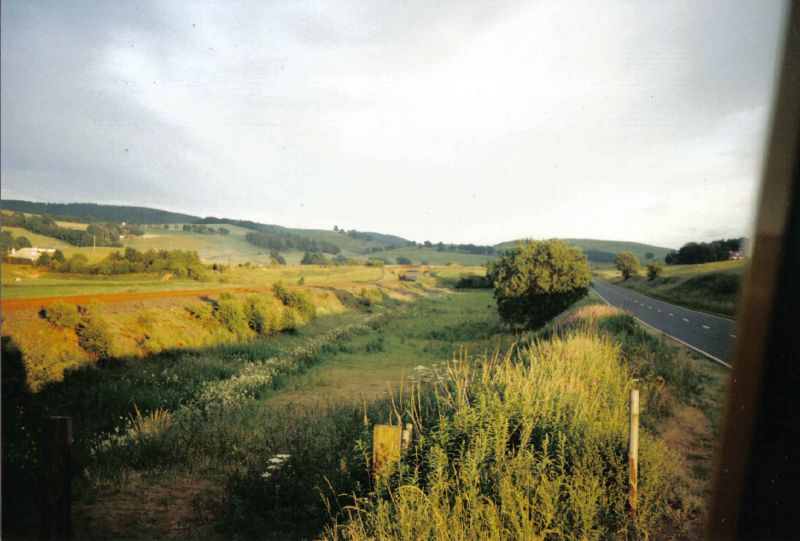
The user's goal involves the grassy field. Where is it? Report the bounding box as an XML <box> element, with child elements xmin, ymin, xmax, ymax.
<box><xmin>596</xmin><ymin>260</ymin><xmax>744</xmax><ymax>317</ymax></box>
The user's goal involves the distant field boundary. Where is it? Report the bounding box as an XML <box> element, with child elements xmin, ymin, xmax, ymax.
<box><xmin>0</xmin><ymin>286</ymin><xmax>272</xmax><ymax>311</ymax></box>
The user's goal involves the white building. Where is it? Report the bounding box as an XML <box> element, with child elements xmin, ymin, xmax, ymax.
<box><xmin>10</xmin><ymin>246</ymin><xmax>56</xmax><ymax>261</ymax></box>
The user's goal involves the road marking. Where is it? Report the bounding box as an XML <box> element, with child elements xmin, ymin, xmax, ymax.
<box><xmin>702</xmin><ymin>325</ymin><xmax>710</xmax><ymax>329</ymax></box>
<box><xmin>669</xmin><ymin>313</ymin><xmax>674</xmax><ymax>317</ymax></box>
<box><xmin>683</xmin><ymin>318</ymin><xmax>690</xmax><ymax>322</ymax></box>
<box><xmin>592</xmin><ymin>287</ymin><xmax>731</xmax><ymax>369</ymax></box>
<box><xmin>657</xmin><ymin>309</ymin><xmax>662</xmax><ymax>313</ymax></box>
<box><xmin>648</xmin><ymin>306</ymin><xmax>652</xmax><ymax>309</ymax></box>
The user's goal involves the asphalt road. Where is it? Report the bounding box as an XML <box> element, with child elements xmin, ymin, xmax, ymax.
<box><xmin>591</xmin><ymin>278</ymin><xmax>736</xmax><ymax>367</ymax></box>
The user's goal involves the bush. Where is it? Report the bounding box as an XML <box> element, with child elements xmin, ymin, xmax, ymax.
<box><xmin>186</xmin><ymin>302</ymin><xmax>214</xmax><ymax>320</ymax></box>
<box><xmin>395</xmin><ymin>256</ymin><xmax>412</xmax><ymax>265</ymax></box>
<box><xmin>215</xmin><ymin>294</ymin><xmax>249</xmax><ymax>336</ymax></box>
<box><xmin>77</xmin><ymin>315</ymin><xmax>113</xmax><ymax>357</ymax></box>
<box><xmin>614</xmin><ymin>251</ymin><xmax>640</xmax><ymax>279</ymax></box>
<box><xmin>244</xmin><ymin>296</ymin><xmax>281</xmax><ymax>335</ymax></box>
<box><xmin>44</xmin><ymin>302</ymin><xmax>79</xmax><ymax>327</ymax></box>
<box><xmin>455</xmin><ymin>274</ymin><xmax>491</xmax><ymax>289</ymax></box>
<box><xmin>281</xmin><ymin>306</ymin><xmax>301</xmax><ymax>331</ymax></box>
<box><xmin>273</xmin><ymin>283</ymin><xmax>316</xmax><ymax>321</ymax></box>
<box><xmin>488</xmin><ymin>239</ymin><xmax>591</xmax><ymax>328</ymax></box>
<box><xmin>647</xmin><ymin>261</ymin><xmax>664</xmax><ymax>281</ymax></box>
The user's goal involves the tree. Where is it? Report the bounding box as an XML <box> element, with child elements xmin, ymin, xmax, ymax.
<box><xmin>14</xmin><ymin>236</ymin><xmax>32</xmax><ymax>249</ymax></box>
<box><xmin>614</xmin><ymin>252</ymin><xmax>640</xmax><ymax>279</ymax></box>
<box><xmin>300</xmin><ymin>252</ymin><xmax>328</xmax><ymax>265</ymax></box>
<box><xmin>396</xmin><ymin>256</ymin><xmax>412</xmax><ymax>265</ymax></box>
<box><xmin>487</xmin><ymin>239</ymin><xmax>591</xmax><ymax>328</ymax></box>
<box><xmin>646</xmin><ymin>261</ymin><xmax>664</xmax><ymax>281</ymax></box>
<box><xmin>645</xmin><ymin>252</ymin><xmax>654</xmax><ymax>260</ymax></box>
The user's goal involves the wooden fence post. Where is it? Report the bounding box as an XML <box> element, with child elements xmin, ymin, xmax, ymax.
<box><xmin>41</xmin><ymin>416</ymin><xmax>73</xmax><ymax>540</ymax></box>
<box><xmin>628</xmin><ymin>389</ymin><xmax>639</xmax><ymax>518</ymax></box>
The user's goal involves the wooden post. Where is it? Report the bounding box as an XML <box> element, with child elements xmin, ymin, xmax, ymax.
<box><xmin>401</xmin><ymin>423</ymin><xmax>413</xmax><ymax>450</ymax></box>
<box><xmin>41</xmin><ymin>416</ymin><xmax>73</xmax><ymax>540</ymax></box>
<box><xmin>628</xmin><ymin>389</ymin><xmax>639</xmax><ymax>518</ymax></box>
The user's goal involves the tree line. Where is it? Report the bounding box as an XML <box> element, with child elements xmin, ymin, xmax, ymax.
<box><xmin>36</xmin><ymin>247</ymin><xmax>206</xmax><ymax>279</ymax></box>
<box><xmin>245</xmin><ymin>231</ymin><xmax>341</xmax><ymax>255</ymax></box>
<box><xmin>665</xmin><ymin>238</ymin><xmax>744</xmax><ymax>264</ymax></box>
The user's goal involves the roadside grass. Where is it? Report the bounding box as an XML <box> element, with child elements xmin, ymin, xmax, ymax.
<box><xmin>218</xmin><ymin>297</ymin><xmax>724</xmax><ymax>540</ymax></box>
<box><xmin>3</xmin><ymin>285</ymin><xmax>728</xmax><ymax>540</ymax></box>
<box><xmin>595</xmin><ymin>260</ymin><xmax>744</xmax><ymax>317</ymax></box>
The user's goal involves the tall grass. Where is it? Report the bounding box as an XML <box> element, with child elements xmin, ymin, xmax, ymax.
<box><xmin>327</xmin><ymin>334</ymin><xmax>672</xmax><ymax>540</ymax></box>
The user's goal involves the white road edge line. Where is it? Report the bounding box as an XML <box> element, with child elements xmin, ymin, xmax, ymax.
<box><xmin>702</xmin><ymin>325</ymin><xmax>711</xmax><ymax>329</ymax></box>
<box><xmin>683</xmin><ymin>318</ymin><xmax>690</xmax><ymax>322</ymax></box>
<box><xmin>669</xmin><ymin>313</ymin><xmax>674</xmax><ymax>317</ymax></box>
<box><xmin>593</xmin><ymin>288</ymin><xmax>732</xmax><ymax>369</ymax></box>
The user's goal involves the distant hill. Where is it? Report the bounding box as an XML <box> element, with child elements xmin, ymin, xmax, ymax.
<box><xmin>494</xmin><ymin>238</ymin><xmax>674</xmax><ymax>263</ymax></box>
<box><xmin>1</xmin><ymin>200</ymin><xmax>200</xmax><ymax>224</ymax></box>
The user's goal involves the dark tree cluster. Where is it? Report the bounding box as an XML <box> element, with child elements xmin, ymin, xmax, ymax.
<box><xmin>665</xmin><ymin>238</ymin><xmax>744</xmax><ymax>264</ymax></box>
<box><xmin>182</xmin><ymin>224</ymin><xmax>228</xmax><ymax>234</ymax></box>
<box><xmin>245</xmin><ymin>231</ymin><xmax>340</xmax><ymax>255</ymax></box>
<box><xmin>0</xmin><ymin>231</ymin><xmax>32</xmax><ymax>252</ymax></box>
<box><xmin>1</xmin><ymin>199</ymin><xmax>199</xmax><ymax>224</ymax></box>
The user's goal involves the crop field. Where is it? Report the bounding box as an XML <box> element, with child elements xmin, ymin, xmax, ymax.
<box><xmin>596</xmin><ymin>260</ymin><xmax>744</xmax><ymax>316</ymax></box>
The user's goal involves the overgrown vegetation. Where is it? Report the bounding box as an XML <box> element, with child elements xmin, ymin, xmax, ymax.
<box><xmin>665</xmin><ymin>238</ymin><xmax>744</xmax><ymax>264</ymax></box>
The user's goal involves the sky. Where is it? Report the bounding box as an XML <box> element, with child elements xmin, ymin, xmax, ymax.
<box><xmin>0</xmin><ymin>1</ymin><xmax>788</xmax><ymax>248</ymax></box>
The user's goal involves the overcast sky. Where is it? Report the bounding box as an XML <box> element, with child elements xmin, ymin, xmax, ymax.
<box><xmin>0</xmin><ymin>1</ymin><xmax>788</xmax><ymax>247</ymax></box>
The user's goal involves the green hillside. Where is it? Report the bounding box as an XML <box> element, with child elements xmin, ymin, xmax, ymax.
<box><xmin>495</xmin><ymin>238</ymin><xmax>674</xmax><ymax>263</ymax></box>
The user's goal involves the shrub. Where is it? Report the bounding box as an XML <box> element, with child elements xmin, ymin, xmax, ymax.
<box><xmin>44</xmin><ymin>302</ymin><xmax>79</xmax><ymax>327</ymax></box>
<box><xmin>488</xmin><ymin>239</ymin><xmax>591</xmax><ymax>328</ymax></box>
<box><xmin>77</xmin><ymin>315</ymin><xmax>113</xmax><ymax>357</ymax></box>
<box><xmin>647</xmin><ymin>261</ymin><xmax>665</xmax><ymax>281</ymax></box>
<box><xmin>273</xmin><ymin>283</ymin><xmax>316</xmax><ymax>321</ymax></box>
<box><xmin>455</xmin><ymin>274</ymin><xmax>491</xmax><ymax>289</ymax></box>
<box><xmin>244</xmin><ymin>296</ymin><xmax>281</xmax><ymax>335</ymax></box>
<box><xmin>395</xmin><ymin>256</ymin><xmax>412</xmax><ymax>265</ymax></box>
<box><xmin>215</xmin><ymin>294</ymin><xmax>249</xmax><ymax>336</ymax></box>
<box><xmin>614</xmin><ymin>251</ymin><xmax>640</xmax><ymax>279</ymax></box>
<box><xmin>186</xmin><ymin>302</ymin><xmax>214</xmax><ymax>320</ymax></box>
<box><xmin>281</xmin><ymin>306</ymin><xmax>301</xmax><ymax>331</ymax></box>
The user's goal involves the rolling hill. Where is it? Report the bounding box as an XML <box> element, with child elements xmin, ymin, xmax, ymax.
<box><xmin>3</xmin><ymin>199</ymin><xmax>674</xmax><ymax>265</ymax></box>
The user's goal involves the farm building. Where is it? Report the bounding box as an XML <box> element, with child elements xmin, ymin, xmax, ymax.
<box><xmin>9</xmin><ymin>247</ymin><xmax>56</xmax><ymax>261</ymax></box>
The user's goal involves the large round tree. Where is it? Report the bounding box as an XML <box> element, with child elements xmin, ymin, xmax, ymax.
<box><xmin>488</xmin><ymin>239</ymin><xmax>591</xmax><ymax>328</ymax></box>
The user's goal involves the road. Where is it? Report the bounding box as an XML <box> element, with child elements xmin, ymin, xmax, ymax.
<box><xmin>591</xmin><ymin>278</ymin><xmax>736</xmax><ymax>367</ymax></box>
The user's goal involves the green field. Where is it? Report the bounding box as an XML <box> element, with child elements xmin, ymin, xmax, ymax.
<box><xmin>596</xmin><ymin>260</ymin><xmax>745</xmax><ymax>317</ymax></box>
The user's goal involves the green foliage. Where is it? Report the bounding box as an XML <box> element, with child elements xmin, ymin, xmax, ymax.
<box><xmin>2</xmin><ymin>211</ymin><xmax>123</xmax><ymax>247</ymax></box>
<box><xmin>48</xmin><ymin>247</ymin><xmax>206</xmax><ymax>279</ymax></box>
<box><xmin>395</xmin><ymin>256</ymin><xmax>412</xmax><ymax>265</ymax></box>
<box><xmin>455</xmin><ymin>273</ymin><xmax>491</xmax><ymax>289</ymax></box>
<box><xmin>76</xmin><ymin>315</ymin><xmax>113</xmax><ymax>357</ymax></box>
<box><xmin>614</xmin><ymin>251</ymin><xmax>640</xmax><ymax>279</ymax></box>
<box><xmin>647</xmin><ymin>260</ymin><xmax>665</xmax><ymax>281</ymax></box>
<box><xmin>243</xmin><ymin>296</ymin><xmax>281</xmax><ymax>335</ymax></box>
<box><xmin>270</xmin><ymin>251</ymin><xmax>287</xmax><ymax>265</ymax></box>
<box><xmin>216</xmin><ymin>294</ymin><xmax>249</xmax><ymax>336</ymax></box>
<box><xmin>488</xmin><ymin>239</ymin><xmax>591</xmax><ymax>328</ymax></box>
<box><xmin>301</xmin><ymin>251</ymin><xmax>329</xmax><ymax>265</ymax></box>
<box><xmin>44</xmin><ymin>301</ymin><xmax>79</xmax><ymax>327</ymax></box>
<box><xmin>273</xmin><ymin>284</ymin><xmax>317</xmax><ymax>321</ymax></box>
<box><xmin>281</xmin><ymin>306</ymin><xmax>301</xmax><ymax>331</ymax></box>
<box><xmin>186</xmin><ymin>302</ymin><xmax>214</xmax><ymax>321</ymax></box>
